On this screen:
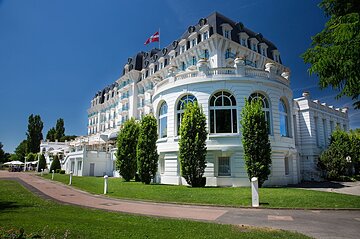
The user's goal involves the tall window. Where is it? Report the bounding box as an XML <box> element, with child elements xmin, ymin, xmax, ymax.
<box><xmin>209</xmin><ymin>91</ymin><xmax>237</xmax><ymax>134</ymax></box>
<box><xmin>218</xmin><ymin>157</ymin><xmax>231</xmax><ymax>176</ymax></box>
<box><xmin>192</xmin><ymin>56</ymin><xmax>197</xmax><ymax>65</ymax></box>
<box><xmin>202</xmin><ymin>31</ymin><xmax>209</xmax><ymax>41</ymax></box>
<box><xmin>224</xmin><ymin>30</ymin><xmax>230</xmax><ymax>39</ymax></box>
<box><xmin>177</xmin><ymin>95</ymin><xmax>197</xmax><ymax>135</ymax></box>
<box><xmin>279</xmin><ymin>99</ymin><xmax>289</xmax><ymax>137</ymax></box>
<box><xmin>181</xmin><ymin>62</ymin><xmax>186</xmax><ymax>71</ymax></box>
<box><xmin>284</xmin><ymin>157</ymin><xmax>289</xmax><ymax>175</ymax></box>
<box><xmin>159</xmin><ymin>102</ymin><xmax>168</xmax><ymax>138</ymax></box>
<box><xmin>249</xmin><ymin>93</ymin><xmax>272</xmax><ymax>135</ymax></box>
<box><xmin>204</xmin><ymin>49</ymin><xmax>209</xmax><ymax>59</ymax></box>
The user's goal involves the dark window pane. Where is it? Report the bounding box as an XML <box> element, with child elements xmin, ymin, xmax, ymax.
<box><xmin>216</xmin><ymin>109</ymin><xmax>231</xmax><ymax>133</ymax></box>
<box><xmin>210</xmin><ymin>110</ymin><xmax>214</xmax><ymax>133</ymax></box>
<box><xmin>210</xmin><ymin>96</ymin><xmax>215</xmax><ymax>106</ymax></box>
<box><xmin>215</xmin><ymin>97</ymin><xmax>222</xmax><ymax>106</ymax></box>
<box><xmin>223</xmin><ymin>96</ymin><xmax>231</xmax><ymax>106</ymax></box>
<box><xmin>230</xmin><ymin>96</ymin><xmax>236</xmax><ymax>105</ymax></box>
<box><xmin>232</xmin><ymin>109</ymin><xmax>237</xmax><ymax>133</ymax></box>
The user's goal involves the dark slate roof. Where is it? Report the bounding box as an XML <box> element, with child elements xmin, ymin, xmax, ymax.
<box><xmin>93</xmin><ymin>12</ymin><xmax>282</xmax><ymax>100</ymax></box>
<box><xmin>121</xmin><ymin>12</ymin><xmax>281</xmax><ymax>76</ymax></box>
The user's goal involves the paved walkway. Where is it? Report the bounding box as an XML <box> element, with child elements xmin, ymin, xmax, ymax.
<box><xmin>292</xmin><ymin>181</ymin><xmax>360</xmax><ymax>196</ymax></box>
<box><xmin>1</xmin><ymin>171</ymin><xmax>360</xmax><ymax>239</ymax></box>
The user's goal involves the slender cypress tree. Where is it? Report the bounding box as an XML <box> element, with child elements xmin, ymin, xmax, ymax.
<box><xmin>137</xmin><ymin>115</ymin><xmax>158</xmax><ymax>184</ymax></box>
<box><xmin>26</xmin><ymin>114</ymin><xmax>43</xmax><ymax>153</ymax></box>
<box><xmin>241</xmin><ymin>99</ymin><xmax>271</xmax><ymax>187</ymax></box>
<box><xmin>116</xmin><ymin>118</ymin><xmax>139</xmax><ymax>181</ymax></box>
<box><xmin>179</xmin><ymin>102</ymin><xmax>207</xmax><ymax>187</ymax></box>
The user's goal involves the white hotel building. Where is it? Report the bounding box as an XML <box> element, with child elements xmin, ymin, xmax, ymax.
<box><xmin>42</xmin><ymin>12</ymin><xmax>349</xmax><ymax>186</ymax></box>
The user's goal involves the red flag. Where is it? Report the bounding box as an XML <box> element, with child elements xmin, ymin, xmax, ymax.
<box><xmin>144</xmin><ymin>31</ymin><xmax>160</xmax><ymax>45</ymax></box>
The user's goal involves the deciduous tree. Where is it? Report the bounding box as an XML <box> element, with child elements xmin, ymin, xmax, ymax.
<box><xmin>302</xmin><ymin>0</ymin><xmax>360</xmax><ymax>108</ymax></box>
<box><xmin>55</xmin><ymin>118</ymin><xmax>65</xmax><ymax>141</ymax></box>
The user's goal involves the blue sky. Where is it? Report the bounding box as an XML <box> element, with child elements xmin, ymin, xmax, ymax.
<box><xmin>0</xmin><ymin>0</ymin><xmax>358</xmax><ymax>153</ymax></box>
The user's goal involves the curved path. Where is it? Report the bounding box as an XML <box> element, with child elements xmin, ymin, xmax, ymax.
<box><xmin>1</xmin><ymin>171</ymin><xmax>359</xmax><ymax>239</ymax></box>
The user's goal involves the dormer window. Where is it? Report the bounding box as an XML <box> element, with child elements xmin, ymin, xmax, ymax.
<box><xmin>272</xmin><ymin>50</ymin><xmax>280</xmax><ymax>63</ymax></box>
<box><xmin>160</xmin><ymin>62</ymin><xmax>164</xmax><ymax>69</ymax></box>
<box><xmin>191</xmin><ymin>38</ymin><xmax>197</xmax><ymax>48</ymax></box>
<box><xmin>221</xmin><ymin>23</ymin><xmax>233</xmax><ymax>40</ymax></box>
<box><xmin>259</xmin><ymin>43</ymin><xmax>268</xmax><ymax>57</ymax></box>
<box><xmin>241</xmin><ymin>39</ymin><xmax>247</xmax><ymax>46</ymax></box>
<box><xmin>202</xmin><ymin>31</ymin><xmax>209</xmax><ymax>41</ymax></box>
<box><xmin>224</xmin><ymin>30</ymin><xmax>230</xmax><ymax>39</ymax></box>
<box><xmin>180</xmin><ymin>45</ymin><xmax>186</xmax><ymax>54</ymax></box>
<box><xmin>251</xmin><ymin>43</ymin><xmax>257</xmax><ymax>52</ymax></box>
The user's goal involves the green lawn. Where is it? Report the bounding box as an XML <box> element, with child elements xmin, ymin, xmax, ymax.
<box><xmin>43</xmin><ymin>174</ymin><xmax>360</xmax><ymax>209</ymax></box>
<box><xmin>0</xmin><ymin>180</ymin><xmax>311</xmax><ymax>239</ymax></box>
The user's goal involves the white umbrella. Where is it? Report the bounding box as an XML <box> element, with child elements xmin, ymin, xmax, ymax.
<box><xmin>4</xmin><ymin>161</ymin><xmax>24</xmax><ymax>165</ymax></box>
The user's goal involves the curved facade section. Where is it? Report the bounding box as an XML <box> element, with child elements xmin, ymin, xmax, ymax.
<box><xmin>152</xmin><ymin>59</ymin><xmax>297</xmax><ymax>186</ymax></box>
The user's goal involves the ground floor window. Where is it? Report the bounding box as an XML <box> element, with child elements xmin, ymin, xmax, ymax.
<box><xmin>218</xmin><ymin>157</ymin><xmax>231</xmax><ymax>176</ymax></box>
<box><xmin>77</xmin><ymin>161</ymin><xmax>82</xmax><ymax>171</ymax></box>
<box><xmin>284</xmin><ymin>157</ymin><xmax>289</xmax><ymax>175</ymax></box>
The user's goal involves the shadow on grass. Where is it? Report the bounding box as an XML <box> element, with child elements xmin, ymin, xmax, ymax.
<box><xmin>289</xmin><ymin>181</ymin><xmax>347</xmax><ymax>189</ymax></box>
<box><xmin>0</xmin><ymin>201</ymin><xmax>21</xmax><ymax>212</ymax></box>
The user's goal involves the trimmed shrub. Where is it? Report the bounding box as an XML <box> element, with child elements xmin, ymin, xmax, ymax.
<box><xmin>49</xmin><ymin>155</ymin><xmax>61</xmax><ymax>173</ymax></box>
<box><xmin>59</xmin><ymin>170</ymin><xmax>65</xmax><ymax>174</ymax></box>
<box><xmin>38</xmin><ymin>154</ymin><xmax>46</xmax><ymax>172</ymax></box>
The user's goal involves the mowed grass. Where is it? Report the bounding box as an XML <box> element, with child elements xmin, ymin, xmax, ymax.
<box><xmin>0</xmin><ymin>180</ymin><xmax>311</xmax><ymax>239</ymax></box>
<box><xmin>43</xmin><ymin>174</ymin><xmax>360</xmax><ymax>209</ymax></box>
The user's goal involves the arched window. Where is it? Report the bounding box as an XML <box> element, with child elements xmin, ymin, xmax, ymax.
<box><xmin>209</xmin><ymin>91</ymin><xmax>237</xmax><ymax>133</ymax></box>
<box><xmin>279</xmin><ymin>99</ymin><xmax>289</xmax><ymax>137</ymax></box>
<box><xmin>177</xmin><ymin>94</ymin><xmax>197</xmax><ymax>135</ymax></box>
<box><xmin>249</xmin><ymin>93</ymin><xmax>272</xmax><ymax>134</ymax></box>
<box><xmin>158</xmin><ymin>102</ymin><xmax>168</xmax><ymax>138</ymax></box>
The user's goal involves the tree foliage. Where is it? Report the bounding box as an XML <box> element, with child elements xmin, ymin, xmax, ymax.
<box><xmin>55</xmin><ymin>118</ymin><xmax>65</xmax><ymax>141</ymax></box>
<box><xmin>46</xmin><ymin>127</ymin><xmax>56</xmax><ymax>142</ymax></box>
<box><xmin>116</xmin><ymin>118</ymin><xmax>139</xmax><ymax>181</ymax></box>
<box><xmin>241</xmin><ymin>99</ymin><xmax>271</xmax><ymax>187</ymax></box>
<box><xmin>302</xmin><ymin>0</ymin><xmax>360</xmax><ymax>108</ymax></box>
<box><xmin>319</xmin><ymin>128</ymin><xmax>360</xmax><ymax>178</ymax></box>
<box><xmin>46</xmin><ymin>118</ymin><xmax>67</xmax><ymax>142</ymax></box>
<box><xmin>0</xmin><ymin>142</ymin><xmax>5</xmax><ymax>163</ymax></box>
<box><xmin>14</xmin><ymin>140</ymin><xmax>28</xmax><ymax>162</ymax></box>
<box><xmin>137</xmin><ymin>115</ymin><xmax>159</xmax><ymax>184</ymax></box>
<box><xmin>38</xmin><ymin>154</ymin><xmax>47</xmax><ymax>172</ymax></box>
<box><xmin>26</xmin><ymin>114</ymin><xmax>43</xmax><ymax>153</ymax></box>
<box><xmin>179</xmin><ymin>102</ymin><xmax>207</xmax><ymax>187</ymax></box>
<box><xmin>50</xmin><ymin>154</ymin><xmax>61</xmax><ymax>172</ymax></box>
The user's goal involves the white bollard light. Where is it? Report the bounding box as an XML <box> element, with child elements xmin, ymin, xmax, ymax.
<box><xmin>69</xmin><ymin>171</ymin><xmax>73</xmax><ymax>185</ymax></box>
<box><xmin>251</xmin><ymin>177</ymin><xmax>259</xmax><ymax>207</ymax></box>
<box><xmin>52</xmin><ymin>170</ymin><xmax>55</xmax><ymax>180</ymax></box>
<box><xmin>41</xmin><ymin>169</ymin><xmax>44</xmax><ymax>177</ymax></box>
<box><xmin>104</xmin><ymin>175</ymin><xmax>108</xmax><ymax>194</ymax></box>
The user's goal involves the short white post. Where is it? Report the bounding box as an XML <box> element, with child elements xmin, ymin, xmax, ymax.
<box><xmin>41</xmin><ymin>169</ymin><xmax>44</xmax><ymax>177</ymax></box>
<box><xmin>24</xmin><ymin>157</ymin><xmax>27</xmax><ymax>172</ymax></box>
<box><xmin>69</xmin><ymin>171</ymin><xmax>73</xmax><ymax>185</ymax></box>
<box><xmin>52</xmin><ymin>170</ymin><xmax>55</xmax><ymax>180</ymax></box>
<box><xmin>104</xmin><ymin>175</ymin><xmax>108</xmax><ymax>194</ymax></box>
<box><xmin>251</xmin><ymin>177</ymin><xmax>259</xmax><ymax>207</ymax></box>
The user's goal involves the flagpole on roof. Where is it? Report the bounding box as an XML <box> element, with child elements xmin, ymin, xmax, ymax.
<box><xmin>159</xmin><ymin>28</ymin><xmax>161</xmax><ymax>49</ymax></box>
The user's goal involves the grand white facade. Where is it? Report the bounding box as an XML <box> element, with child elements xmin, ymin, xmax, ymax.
<box><xmin>44</xmin><ymin>12</ymin><xmax>348</xmax><ymax>186</ymax></box>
